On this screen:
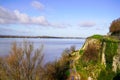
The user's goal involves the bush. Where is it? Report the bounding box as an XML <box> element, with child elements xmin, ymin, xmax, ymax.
<box><xmin>43</xmin><ymin>47</ymin><xmax>73</xmax><ymax>80</ymax></box>
<box><xmin>110</xmin><ymin>18</ymin><xmax>120</xmax><ymax>33</ymax></box>
<box><xmin>0</xmin><ymin>42</ymin><xmax>75</xmax><ymax>80</ymax></box>
<box><xmin>0</xmin><ymin>42</ymin><xmax>44</xmax><ymax>80</ymax></box>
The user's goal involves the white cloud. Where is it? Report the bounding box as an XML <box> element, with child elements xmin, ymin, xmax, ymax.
<box><xmin>0</xmin><ymin>6</ymin><xmax>49</xmax><ymax>26</ymax></box>
<box><xmin>0</xmin><ymin>6</ymin><xmax>71</xmax><ymax>28</ymax></box>
<box><xmin>31</xmin><ymin>1</ymin><xmax>44</xmax><ymax>10</ymax></box>
<box><xmin>14</xmin><ymin>10</ymin><xmax>30</xmax><ymax>24</ymax></box>
<box><xmin>31</xmin><ymin>16</ymin><xmax>49</xmax><ymax>25</ymax></box>
<box><xmin>14</xmin><ymin>10</ymin><xmax>49</xmax><ymax>25</ymax></box>
<box><xmin>0</xmin><ymin>6</ymin><xmax>18</xmax><ymax>24</ymax></box>
<box><xmin>79</xmin><ymin>21</ymin><xmax>96</xmax><ymax>27</ymax></box>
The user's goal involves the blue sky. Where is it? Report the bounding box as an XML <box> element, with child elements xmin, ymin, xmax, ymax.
<box><xmin>0</xmin><ymin>0</ymin><xmax>120</xmax><ymax>37</ymax></box>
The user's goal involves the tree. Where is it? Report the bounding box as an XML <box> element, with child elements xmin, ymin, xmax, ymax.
<box><xmin>2</xmin><ymin>42</ymin><xmax>44</xmax><ymax>80</ymax></box>
<box><xmin>110</xmin><ymin>18</ymin><xmax>120</xmax><ymax>33</ymax></box>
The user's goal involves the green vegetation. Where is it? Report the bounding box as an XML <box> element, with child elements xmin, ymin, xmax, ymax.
<box><xmin>105</xmin><ymin>41</ymin><xmax>118</xmax><ymax>69</ymax></box>
<box><xmin>97</xmin><ymin>36</ymin><xmax>119</xmax><ymax>80</ymax></box>
<box><xmin>97</xmin><ymin>42</ymin><xmax>118</xmax><ymax>80</ymax></box>
<box><xmin>91</xmin><ymin>34</ymin><xmax>119</xmax><ymax>42</ymax></box>
<box><xmin>97</xmin><ymin>69</ymin><xmax>115</xmax><ymax>80</ymax></box>
<box><xmin>74</xmin><ymin>34</ymin><xmax>120</xmax><ymax>80</ymax></box>
<box><xmin>75</xmin><ymin>36</ymin><xmax>102</xmax><ymax>79</ymax></box>
<box><xmin>91</xmin><ymin>34</ymin><xmax>119</xmax><ymax>70</ymax></box>
<box><xmin>79</xmin><ymin>49</ymin><xmax>84</xmax><ymax>55</ymax></box>
<box><xmin>90</xmin><ymin>34</ymin><xmax>103</xmax><ymax>40</ymax></box>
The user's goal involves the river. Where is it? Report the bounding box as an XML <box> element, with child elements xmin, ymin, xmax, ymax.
<box><xmin>0</xmin><ymin>38</ymin><xmax>85</xmax><ymax>63</ymax></box>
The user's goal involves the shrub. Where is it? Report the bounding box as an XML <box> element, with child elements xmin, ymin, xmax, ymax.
<box><xmin>43</xmin><ymin>47</ymin><xmax>73</xmax><ymax>80</ymax></box>
<box><xmin>110</xmin><ymin>18</ymin><xmax>120</xmax><ymax>33</ymax></box>
<box><xmin>2</xmin><ymin>42</ymin><xmax>44</xmax><ymax>80</ymax></box>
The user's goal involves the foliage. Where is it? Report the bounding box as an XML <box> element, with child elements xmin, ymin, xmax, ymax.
<box><xmin>105</xmin><ymin>41</ymin><xmax>118</xmax><ymax>69</ymax></box>
<box><xmin>76</xmin><ymin>35</ymin><xmax>119</xmax><ymax>80</ymax></box>
<box><xmin>0</xmin><ymin>42</ymin><xmax>44</xmax><ymax>80</ymax></box>
<box><xmin>97</xmin><ymin>38</ymin><xmax>118</xmax><ymax>79</ymax></box>
<box><xmin>97</xmin><ymin>69</ymin><xmax>115</xmax><ymax>80</ymax></box>
<box><xmin>103</xmin><ymin>36</ymin><xmax>120</xmax><ymax>42</ymax></box>
<box><xmin>79</xmin><ymin>50</ymin><xmax>84</xmax><ymax>55</ymax></box>
<box><xmin>0</xmin><ymin>42</ymin><xmax>76</xmax><ymax>80</ymax></box>
<box><xmin>0</xmin><ymin>34</ymin><xmax>120</xmax><ymax>80</ymax></box>
<box><xmin>0</xmin><ymin>57</ymin><xmax>8</xmax><ymax>80</ymax></box>
<box><xmin>91</xmin><ymin>34</ymin><xmax>119</xmax><ymax>42</ymax></box>
<box><xmin>75</xmin><ymin>38</ymin><xmax>102</xmax><ymax>79</ymax></box>
<box><xmin>110</xmin><ymin>18</ymin><xmax>120</xmax><ymax>33</ymax></box>
<box><xmin>43</xmin><ymin>47</ymin><xmax>73</xmax><ymax>80</ymax></box>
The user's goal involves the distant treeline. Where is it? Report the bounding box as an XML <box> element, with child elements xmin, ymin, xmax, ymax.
<box><xmin>0</xmin><ymin>35</ymin><xmax>86</xmax><ymax>39</ymax></box>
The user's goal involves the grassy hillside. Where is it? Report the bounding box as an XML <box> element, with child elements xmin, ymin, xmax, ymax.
<box><xmin>72</xmin><ymin>34</ymin><xmax>120</xmax><ymax>80</ymax></box>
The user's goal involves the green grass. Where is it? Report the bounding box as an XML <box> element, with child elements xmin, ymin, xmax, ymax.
<box><xmin>90</xmin><ymin>34</ymin><xmax>120</xmax><ymax>42</ymax></box>
<box><xmin>90</xmin><ymin>34</ymin><xmax>103</xmax><ymax>40</ymax></box>
<box><xmin>79</xmin><ymin>50</ymin><xmax>84</xmax><ymax>55</ymax></box>
<box><xmin>105</xmin><ymin>41</ymin><xmax>118</xmax><ymax>69</ymax></box>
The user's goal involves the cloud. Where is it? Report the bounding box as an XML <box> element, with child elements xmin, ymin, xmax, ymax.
<box><xmin>79</xmin><ymin>21</ymin><xmax>96</xmax><ymax>27</ymax></box>
<box><xmin>0</xmin><ymin>7</ymin><xmax>18</xmax><ymax>24</ymax></box>
<box><xmin>31</xmin><ymin>1</ymin><xmax>44</xmax><ymax>10</ymax></box>
<box><xmin>0</xmin><ymin>6</ymin><xmax>49</xmax><ymax>26</ymax></box>
<box><xmin>0</xmin><ymin>6</ymin><xmax>71</xmax><ymax>28</ymax></box>
<box><xmin>14</xmin><ymin>10</ymin><xmax>49</xmax><ymax>25</ymax></box>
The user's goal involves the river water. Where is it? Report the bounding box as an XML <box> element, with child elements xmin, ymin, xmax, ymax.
<box><xmin>0</xmin><ymin>38</ymin><xmax>85</xmax><ymax>63</ymax></box>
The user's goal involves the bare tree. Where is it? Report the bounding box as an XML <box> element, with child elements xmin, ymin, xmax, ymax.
<box><xmin>2</xmin><ymin>41</ymin><xmax>44</xmax><ymax>80</ymax></box>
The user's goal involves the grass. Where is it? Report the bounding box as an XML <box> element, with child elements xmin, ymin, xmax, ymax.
<box><xmin>105</xmin><ymin>41</ymin><xmax>118</xmax><ymax>69</ymax></box>
<box><xmin>79</xmin><ymin>50</ymin><xmax>84</xmax><ymax>55</ymax></box>
<box><xmin>90</xmin><ymin>34</ymin><xmax>103</xmax><ymax>40</ymax></box>
<box><xmin>91</xmin><ymin>34</ymin><xmax>120</xmax><ymax>42</ymax></box>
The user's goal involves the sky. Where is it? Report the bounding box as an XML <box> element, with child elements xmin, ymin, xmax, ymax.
<box><xmin>0</xmin><ymin>0</ymin><xmax>120</xmax><ymax>37</ymax></box>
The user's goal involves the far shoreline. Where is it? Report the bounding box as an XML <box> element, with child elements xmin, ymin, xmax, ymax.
<box><xmin>0</xmin><ymin>35</ymin><xmax>86</xmax><ymax>39</ymax></box>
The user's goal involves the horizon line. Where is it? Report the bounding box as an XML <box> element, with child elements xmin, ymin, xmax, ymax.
<box><xmin>0</xmin><ymin>35</ymin><xmax>86</xmax><ymax>39</ymax></box>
